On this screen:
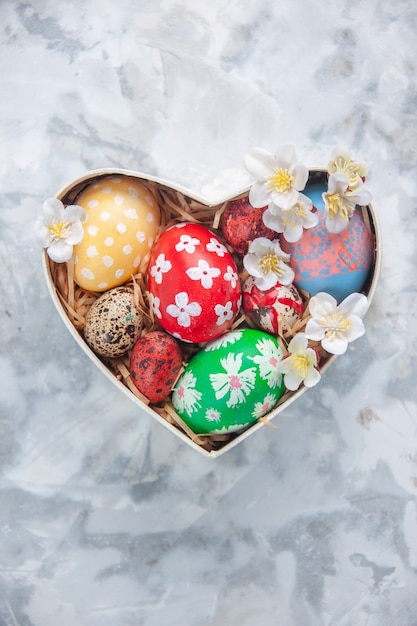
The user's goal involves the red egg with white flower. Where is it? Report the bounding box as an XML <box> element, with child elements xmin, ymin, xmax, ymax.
<box><xmin>147</xmin><ymin>223</ymin><xmax>242</xmax><ymax>343</ymax></box>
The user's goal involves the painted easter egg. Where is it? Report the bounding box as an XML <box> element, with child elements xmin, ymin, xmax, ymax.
<box><xmin>147</xmin><ymin>223</ymin><xmax>242</xmax><ymax>343</ymax></box>
<box><xmin>83</xmin><ymin>286</ymin><xmax>143</xmax><ymax>358</ymax></box>
<box><xmin>73</xmin><ymin>175</ymin><xmax>160</xmax><ymax>291</ymax></box>
<box><xmin>130</xmin><ymin>331</ymin><xmax>183</xmax><ymax>404</ymax></box>
<box><xmin>242</xmin><ymin>276</ymin><xmax>303</xmax><ymax>335</ymax></box>
<box><xmin>172</xmin><ymin>328</ymin><xmax>286</xmax><ymax>434</ymax></box>
<box><xmin>220</xmin><ymin>197</ymin><xmax>276</xmax><ymax>256</ymax></box>
<box><xmin>280</xmin><ymin>183</ymin><xmax>374</xmax><ymax>302</ymax></box>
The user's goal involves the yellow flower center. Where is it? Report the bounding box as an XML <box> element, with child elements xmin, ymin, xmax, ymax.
<box><xmin>267</xmin><ymin>168</ymin><xmax>294</xmax><ymax>194</ymax></box>
<box><xmin>326</xmin><ymin>192</ymin><xmax>351</xmax><ymax>221</ymax></box>
<box><xmin>281</xmin><ymin>202</ymin><xmax>306</xmax><ymax>226</ymax></box>
<box><xmin>331</xmin><ymin>157</ymin><xmax>363</xmax><ymax>189</ymax></box>
<box><xmin>321</xmin><ymin>312</ymin><xmax>351</xmax><ymax>339</ymax></box>
<box><xmin>292</xmin><ymin>354</ymin><xmax>309</xmax><ymax>378</ymax></box>
<box><xmin>49</xmin><ymin>221</ymin><xmax>71</xmax><ymax>241</ymax></box>
<box><xmin>259</xmin><ymin>253</ymin><xmax>284</xmax><ymax>276</ymax></box>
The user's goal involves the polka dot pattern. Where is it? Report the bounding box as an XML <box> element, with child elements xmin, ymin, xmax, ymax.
<box><xmin>73</xmin><ymin>176</ymin><xmax>160</xmax><ymax>291</ymax></box>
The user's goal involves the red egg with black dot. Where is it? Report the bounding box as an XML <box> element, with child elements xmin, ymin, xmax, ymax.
<box><xmin>220</xmin><ymin>197</ymin><xmax>276</xmax><ymax>256</ymax></box>
<box><xmin>130</xmin><ymin>331</ymin><xmax>183</xmax><ymax>404</ymax></box>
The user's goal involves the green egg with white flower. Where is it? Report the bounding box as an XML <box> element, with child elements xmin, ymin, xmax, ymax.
<box><xmin>172</xmin><ymin>328</ymin><xmax>286</xmax><ymax>434</ymax></box>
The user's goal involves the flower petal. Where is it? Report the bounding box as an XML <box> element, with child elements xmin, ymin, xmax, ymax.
<box><xmin>243</xmin><ymin>254</ymin><xmax>263</xmax><ymax>278</ymax></box>
<box><xmin>304</xmin><ymin>318</ymin><xmax>326</xmax><ymax>341</ymax></box>
<box><xmin>338</xmin><ymin>292</ymin><xmax>368</xmax><ymax>318</ymax></box>
<box><xmin>47</xmin><ymin>240</ymin><xmax>74</xmax><ymax>263</ymax></box>
<box><xmin>325</xmin><ymin>213</ymin><xmax>349</xmax><ymax>234</ymax></box>
<box><xmin>65</xmin><ymin>221</ymin><xmax>85</xmax><ymax>245</ymax></box>
<box><xmin>262</xmin><ymin>209</ymin><xmax>284</xmax><ymax>233</ymax></box>
<box><xmin>321</xmin><ymin>335</ymin><xmax>348</xmax><ymax>355</ymax></box>
<box><xmin>303</xmin><ymin>210</ymin><xmax>319</xmax><ymax>229</ymax></box>
<box><xmin>297</xmin><ymin>192</ymin><xmax>313</xmax><ymax>209</ymax></box>
<box><xmin>278</xmin><ymin>263</ymin><xmax>295</xmax><ymax>286</ymax></box>
<box><xmin>244</xmin><ymin>148</ymin><xmax>276</xmax><ymax>179</ymax></box>
<box><xmin>275</xmin><ymin>143</ymin><xmax>297</xmax><ymax>169</ymax></box>
<box><xmin>292</xmin><ymin>165</ymin><xmax>309</xmax><ymax>191</ymax></box>
<box><xmin>283</xmin><ymin>223</ymin><xmax>303</xmax><ymax>243</ymax></box>
<box><xmin>327</xmin><ymin>172</ymin><xmax>349</xmax><ymax>194</ymax></box>
<box><xmin>66</xmin><ymin>204</ymin><xmax>87</xmax><ymax>222</ymax></box>
<box><xmin>287</xmin><ymin>333</ymin><xmax>309</xmax><ymax>354</ymax></box>
<box><xmin>350</xmin><ymin>187</ymin><xmax>372</xmax><ymax>206</ymax></box>
<box><xmin>43</xmin><ymin>197</ymin><xmax>65</xmax><ymax>223</ymax></box>
<box><xmin>283</xmin><ymin>370</ymin><xmax>303</xmax><ymax>391</ymax></box>
<box><xmin>247</xmin><ymin>236</ymin><xmax>272</xmax><ymax>255</ymax></box>
<box><xmin>329</xmin><ymin>147</ymin><xmax>352</xmax><ymax>165</ymax></box>
<box><xmin>344</xmin><ymin>316</ymin><xmax>366</xmax><ymax>342</ymax></box>
<box><xmin>276</xmin><ymin>356</ymin><xmax>292</xmax><ymax>374</ymax></box>
<box><xmin>271</xmin><ymin>239</ymin><xmax>289</xmax><ymax>259</ymax></box>
<box><xmin>308</xmin><ymin>292</ymin><xmax>337</xmax><ymax>317</ymax></box>
<box><xmin>270</xmin><ymin>187</ymin><xmax>299</xmax><ymax>210</ymax></box>
<box><xmin>34</xmin><ymin>219</ymin><xmax>53</xmax><ymax>246</ymax></box>
<box><xmin>249</xmin><ymin>182</ymin><xmax>270</xmax><ymax>208</ymax></box>
<box><xmin>255</xmin><ymin>273</ymin><xmax>278</xmax><ymax>291</ymax></box>
<box><xmin>304</xmin><ymin>367</ymin><xmax>321</xmax><ymax>388</ymax></box>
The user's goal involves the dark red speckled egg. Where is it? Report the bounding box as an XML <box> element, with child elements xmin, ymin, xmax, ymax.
<box><xmin>220</xmin><ymin>196</ymin><xmax>276</xmax><ymax>256</ymax></box>
<box><xmin>130</xmin><ymin>331</ymin><xmax>183</xmax><ymax>404</ymax></box>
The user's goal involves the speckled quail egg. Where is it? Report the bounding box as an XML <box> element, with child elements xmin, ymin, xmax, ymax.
<box><xmin>84</xmin><ymin>286</ymin><xmax>143</xmax><ymax>358</ymax></box>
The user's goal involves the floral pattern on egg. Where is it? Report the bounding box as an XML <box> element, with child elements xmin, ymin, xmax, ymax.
<box><xmin>73</xmin><ymin>176</ymin><xmax>160</xmax><ymax>291</ymax></box>
<box><xmin>172</xmin><ymin>329</ymin><xmax>286</xmax><ymax>434</ymax></box>
<box><xmin>147</xmin><ymin>223</ymin><xmax>242</xmax><ymax>343</ymax></box>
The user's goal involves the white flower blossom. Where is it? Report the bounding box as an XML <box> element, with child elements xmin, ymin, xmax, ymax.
<box><xmin>328</xmin><ymin>148</ymin><xmax>368</xmax><ymax>191</ymax></box>
<box><xmin>206</xmin><ymin>238</ymin><xmax>227</xmax><ymax>257</ymax></box>
<box><xmin>252</xmin><ymin>393</ymin><xmax>277</xmax><ymax>418</ymax></box>
<box><xmin>262</xmin><ymin>192</ymin><xmax>318</xmax><ymax>243</ymax></box>
<box><xmin>35</xmin><ymin>198</ymin><xmax>86</xmax><ymax>262</ymax></box>
<box><xmin>251</xmin><ymin>337</ymin><xmax>283</xmax><ymax>388</ymax></box>
<box><xmin>224</xmin><ymin>265</ymin><xmax>239</xmax><ymax>289</ymax></box>
<box><xmin>172</xmin><ymin>371</ymin><xmax>202</xmax><ymax>414</ymax></box>
<box><xmin>175</xmin><ymin>234</ymin><xmax>200</xmax><ymax>253</ymax></box>
<box><xmin>210</xmin><ymin>352</ymin><xmax>256</xmax><ymax>408</ymax></box>
<box><xmin>205</xmin><ymin>407</ymin><xmax>222</xmax><ymax>423</ymax></box>
<box><xmin>214</xmin><ymin>301</ymin><xmax>234</xmax><ymax>326</ymax></box>
<box><xmin>205</xmin><ymin>331</ymin><xmax>243</xmax><ymax>351</ymax></box>
<box><xmin>322</xmin><ymin>173</ymin><xmax>372</xmax><ymax>234</ymax></box>
<box><xmin>277</xmin><ymin>333</ymin><xmax>321</xmax><ymax>391</ymax></box>
<box><xmin>150</xmin><ymin>253</ymin><xmax>172</xmax><ymax>284</ymax></box>
<box><xmin>186</xmin><ymin>259</ymin><xmax>221</xmax><ymax>289</ymax></box>
<box><xmin>166</xmin><ymin>292</ymin><xmax>202</xmax><ymax>327</ymax></box>
<box><xmin>244</xmin><ymin>144</ymin><xmax>308</xmax><ymax>210</ymax></box>
<box><xmin>243</xmin><ymin>237</ymin><xmax>294</xmax><ymax>291</ymax></box>
<box><xmin>305</xmin><ymin>292</ymin><xmax>368</xmax><ymax>355</ymax></box>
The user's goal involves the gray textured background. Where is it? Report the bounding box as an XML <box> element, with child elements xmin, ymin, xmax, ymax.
<box><xmin>1</xmin><ymin>1</ymin><xmax>417</xmax><ymax>624</ymax></box>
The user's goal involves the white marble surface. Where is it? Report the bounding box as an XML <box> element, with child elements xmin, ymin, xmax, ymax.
<box><xmin>1</xmin><ymin>1</ymin><xmax>417</xmax><ymax>624</ymax></box>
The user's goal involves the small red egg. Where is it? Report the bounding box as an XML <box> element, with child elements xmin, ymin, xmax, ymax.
<box><xmin>220</xmin><ymin>197</ymin><xmax>276</xmax><ymax>256</ymax></box>
<box><xmin>130</xmin><ymin>331</ymin><xmax>183</xmax><ymax>404</ymax></box>
<box><xmin>243</xmin><ymin>276</ymin><xmax>303</xmax><ymax>336</ymax></box>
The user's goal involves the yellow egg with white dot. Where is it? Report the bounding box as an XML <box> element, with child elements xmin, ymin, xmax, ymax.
<box><xmin>73</xmin><ymin>176</ymin><xmax>160</xmax><ymax>291</ymax></box>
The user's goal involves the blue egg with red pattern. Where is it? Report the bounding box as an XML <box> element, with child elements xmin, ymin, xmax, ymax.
<box><xmin>279</xmin><ymin>183</ymin><xmax>374</xmax><ymax>302</ymax></box>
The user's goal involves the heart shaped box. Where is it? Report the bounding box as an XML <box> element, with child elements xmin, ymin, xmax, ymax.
<box><xmin>42</xmin><ymin>168</ymin><xmax>381</xmax><ymax>458</ymax></box>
